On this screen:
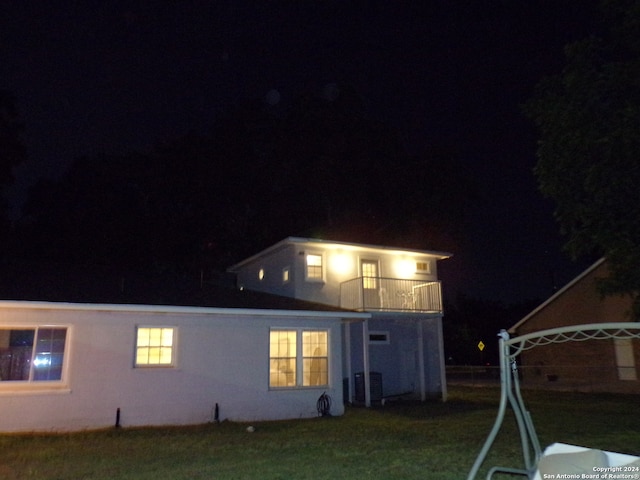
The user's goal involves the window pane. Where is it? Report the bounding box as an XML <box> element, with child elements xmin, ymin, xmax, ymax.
<box><xmin>161</xmin><ymin>328</ymin><xmax>173</xmax><ymax>347</ymax></box>
<box><xmin>303</xmin><ymin>358</ymin><xmax>328</xmax><ymax>386</ymax></box>
<box><xmin>136</xmin><ymin>348</ymin><xmax>149</xmax><ymax>365</ymax></box>
<box><xmin>270</xmin><ymin>358</ymin><xmax>296</xmax><ymax>387</ymax></box>
<box><xmin>149</xmin><ymin>329</ymin><xmax>161</xmax><ymax>346</ymax></box>
<box><xmin>33</xmin><ymin>328</ymin><xmax>67</xmax><ymax>381</ymax></box>
<box><xmin>303</xmin><ymin>331</ymin><xmax>327</xmax><ymax>357</ymax></box>
<box><xmin>269</xmin><ymin>331</ymin><xmax>297</xmax><ymax>387</ymax></box>
<box><xmin>302</xmin><ymin>330</ymin><xmax>328</xmax><ymax>386</ymax></box>
<box><xmin>1</xmin><ymin>330</ymin><xmax>35</xmax><ymax>381</ymax></box>
<box><xmin>1</xmin><ymin>328</ymin><xmax>66</xmax><ymax>383</ymax></box>
<box><xmin>270</xmin><ymin>331</ymin><xmax>296</xmax><ymax>357</ymax></box>
<box><xmin>136</xmin><ymin>327</ymin><xmax>174</xmax><ymax>366</ymax></box>
<box><xmin>137</xmin><ymin>328</ymin><xmax>150</xmax><ymax>347</ymax></box>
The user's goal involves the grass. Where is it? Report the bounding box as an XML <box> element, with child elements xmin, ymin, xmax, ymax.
<box><xmin>0</xmin><ymin>386</ymin><xmax>638</xmax><ymax>480</ymax></box>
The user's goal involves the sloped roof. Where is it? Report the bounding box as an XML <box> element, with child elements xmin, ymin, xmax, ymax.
<box><xmin>0</xmin><ymin>261</ymin><xmax>360</xmax><ymax>315</ymax></box>
<box><xmin>508</xmin><ymin>258</ymin><xmax>606</xmax><ymax>333</ymax></box>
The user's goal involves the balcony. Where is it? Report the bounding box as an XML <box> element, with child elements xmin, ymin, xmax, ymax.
<box><xmin>340</xmin><ymin>277</ymin><xmax>443</xmax><ymax>313</ymax></box>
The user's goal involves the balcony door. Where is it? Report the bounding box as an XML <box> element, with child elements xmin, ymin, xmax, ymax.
<box><xmin>361</xmin><ymin>259</ymin><xmax>381</xmax><ymax>309</ymax></box>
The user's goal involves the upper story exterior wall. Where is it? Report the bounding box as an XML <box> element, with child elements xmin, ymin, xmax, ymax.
<box><xmin>228</xmin><ymin>237</ymin><xmax>451</xmax><ymax>310</ymax></box>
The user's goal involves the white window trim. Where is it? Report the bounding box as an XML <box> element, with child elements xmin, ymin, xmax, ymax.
<box><xmin>416</xmin><ymin>260</ymin><xmax>431</xmax><ymax>275</ymax></box>
<box><xmin>134</xmin><ymin>326</ymin><xmax>178</xmax><ymax>368</ymax></box>
<box><xmin>0</xmin><ymin>325</ymin><xmax>71</xmax><ymax>393</ymax></box>
<box><xmin>360</xmin><ymin>258</ymin><xmax>380</xmax><ymax>290</ymax></box>
<box><xmin>304</xmin><ymin>252</ymin><xmax>325</xmax><ymax>283</ymax></box>
<box><xmin>269</xmin><ymin>328</ymin><xmax>330</xmax><ymax>389</ymax></box>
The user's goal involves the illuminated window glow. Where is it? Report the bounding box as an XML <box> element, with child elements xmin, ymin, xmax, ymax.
<box><xmin>269</xmin><ymin>330</ymin><xmax>296</xmax><ymax>387</ymax></box>
<box><xmin>361</xmin><ymin>260</ymin><xmax>378</xmax><ymax>289</ymax></box>
<box><xmin>303</xmin><ymin>330</ymin><xmax>328</xmax><ymax>386</ymax></box>
<box><xmin>306</xmin><ymin>254</ymin><xmax>323</xmax><ymax>281</ymax></box>
<box><xmin>416</xmin><ymin>261</ymin><xmax>431</xmax><ymax>274</ymax></box>
<box><xmin>136</xmin><ymin>327</ymin><xmax>175</xmax><ymax>367</ymax></box>
<box><xmin>0</xmin><ymin>327</ymin><xmax>67</xmax><ymax>382</ymax></box>
<box><xmin>282</xmin><ymin>267</ymin><xmax>290</xmax><ymax>283</ymax></box>
<box><xmin>270</xmin><ymin>329</ymin><xmax>328</xmax><ymax>388</ymax></box>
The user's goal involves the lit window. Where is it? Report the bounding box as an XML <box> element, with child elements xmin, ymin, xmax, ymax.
<box><xmin>269</xmin><ymin>329</ymin><xmax>329</xmax><ymax>388</ymax></box>
<box><xmin>0</xmin><ymin>327</ymin><xmax>68</xmax><ymax>383</ymax></box>
<box><xmin>416</xmin><ymin>261</ymin><xmax>431</xmax><ymax>274</ymax></box>
<box><xmin>282</xmin><ymin>267</ymin><xmax>290</xmax><ymax>283</ymax></box>
<box><xmin>361</xmin><ymin>260</ymin><xmax>378</xmax><ymax>289</ymax></box>
<box><xmin>258</xmin><ymin>268</ymin><xmax>265</xmax><ymax>280</ymax></box>
<box><xmin>303</xmin><ymin>331</ymin><xmax>328</xmax><ymax>386</ymax></box>
<box><xmin>270</xmin><ymin>330</ymin><xmax>296</xmax><ymax>387</ymax></box>
<box><xmin>306</xmin><ymin>254</ymin><xmax>323</xmax><ymax>281</ymax></box>
<box><xmin>136</xmin><ymin>327</ymin><xmax>175</xmax><ymax>367</ymax></box>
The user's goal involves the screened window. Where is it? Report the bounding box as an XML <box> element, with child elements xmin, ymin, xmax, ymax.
<box><xmin>270</xmin><ymin>329</ymin><xmax>329</xmax><ymax>388</ymax></box>
<box><xmin>0</xmin><ymin>327</ymin><xmax>68</xmax><ymax>382</ymax></box>
<box><xmin>305</xmin><ymin>254</ymin><xmax>323</xmax><ymax>281</ymax></box>
<box><xmin>136</xmin><ymin>327</ymin><xmax>175</xmax><ymax>367</ymax></box>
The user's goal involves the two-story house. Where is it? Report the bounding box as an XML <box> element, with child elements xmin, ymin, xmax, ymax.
<box><xmin>228</xmin><ymin>237</ymin><xmax>452</xmax><ymax>405</ymax></box>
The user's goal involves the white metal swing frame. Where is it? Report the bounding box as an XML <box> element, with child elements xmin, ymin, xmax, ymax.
<box><xmin>466</xmin><ymin>322</ymin><xmax>640</xmax><ymax>480</ymax></box>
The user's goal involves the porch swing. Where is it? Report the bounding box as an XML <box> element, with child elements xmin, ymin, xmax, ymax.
<box><xmin>466</xmin><ymin>322</ymin><xmax>640</xmax><ymax>480</ymax></box>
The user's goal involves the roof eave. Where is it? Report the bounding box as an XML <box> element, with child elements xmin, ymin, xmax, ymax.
<box><xmin>508</xmin><ymin>257</ymin><xmax>607</xmax><ymax>333</ymax></box>
<box><xmin>0</xmin><ymin>299</ymin><xmax>371</xmax><ymax>320</ymax></box>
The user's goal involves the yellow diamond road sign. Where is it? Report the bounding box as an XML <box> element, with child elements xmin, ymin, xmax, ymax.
<box><xmin>478</xmin><ymin>341</ymin><xmax>485</xmax><ymax>351</ymax></box>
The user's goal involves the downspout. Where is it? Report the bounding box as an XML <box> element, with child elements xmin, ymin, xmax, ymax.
<box><xmin>344</xmin><ymin>322</ymin><xmax>353</xmax><ymax>404</ymax></box>
<box><xmin>362</xmin><ymin>318</ymin><xmax>371</xmax><ymax>407</ymax></box>
<box><xmin>417</xmin><ymin>319</ymin><xmax>426</xmax><ymax>401</ymax></box>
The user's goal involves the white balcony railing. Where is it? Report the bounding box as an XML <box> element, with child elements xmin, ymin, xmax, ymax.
<box><xmin>340</xmin><ymin>277</ymin><xmax>443</xmax><ymax>313</ymax></box>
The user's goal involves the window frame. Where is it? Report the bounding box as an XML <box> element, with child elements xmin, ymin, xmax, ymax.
<box><xmin>269</xmin><ymin>328</ymin><xmax>330</xmax><ymax>389</ymax></box>
<box><xmin>304</xmin><ymin>252</ymin><xmax>325</xmax><ymax>282</ymax></box>
<box><xmin>134</xmin><ymin>326</ymin><xmax>177</xmax><ymax>368</ymax></box>
<box><xmin>416</xmin><ymin>260</ymin><xmax>431</xmax><ymax>274</ymax></box>
<box><xmin>361</xmin><ymin>259</ymin><xmax>379</xmax><ymax>289</ymax></box>
<box><xmin>0</xmin><ymin>325</ymin><xmax>70</xmax><ymax>388</ymax></box>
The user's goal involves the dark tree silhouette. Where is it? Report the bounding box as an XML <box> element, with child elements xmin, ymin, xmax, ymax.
<box><xmin>15</xmin><ymin>85</ymin><xmax>476</xmax><ymax>279</ymax></box>
<box><xmin>525</xmin><ymin>0</ymin><xmax>640</xmax><ymax>316</ymax></box>
<box><xmin>0</xmin><ymin>90</ymin><xmax>27</xmax><ymax>230</ymax></box>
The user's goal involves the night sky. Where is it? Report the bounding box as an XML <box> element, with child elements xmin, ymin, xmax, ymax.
<box><xmin>2</xmin><ymin>1</ymin><xmax>604</xmax><ymax>304</ymax></box>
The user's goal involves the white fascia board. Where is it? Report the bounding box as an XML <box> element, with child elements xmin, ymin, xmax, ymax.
<box><xmin>227</xmin><ymin>237</ymin><xmax>452</xmax><ymax>273</ymax></box>
<box><xmin>286</xmin><ymin>236</ymin><xmax>453</xmax><ymax>259</ymax></box>
<box><xmin>0</xmin><ymin>299</ymin><xmax>370</xmax><ymax>321</ymax></box>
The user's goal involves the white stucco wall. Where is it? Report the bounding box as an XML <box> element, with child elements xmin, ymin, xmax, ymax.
<box><xmin>0</xmin><ymin>302</ymin><xmax>349</xmax><ymax>432</ymax></box>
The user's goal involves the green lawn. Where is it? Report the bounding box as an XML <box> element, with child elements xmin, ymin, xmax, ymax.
<box><xmin>0</xmin><ymin>387</ymin><xmax>638</xmax><ymax>480</ymax></box>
